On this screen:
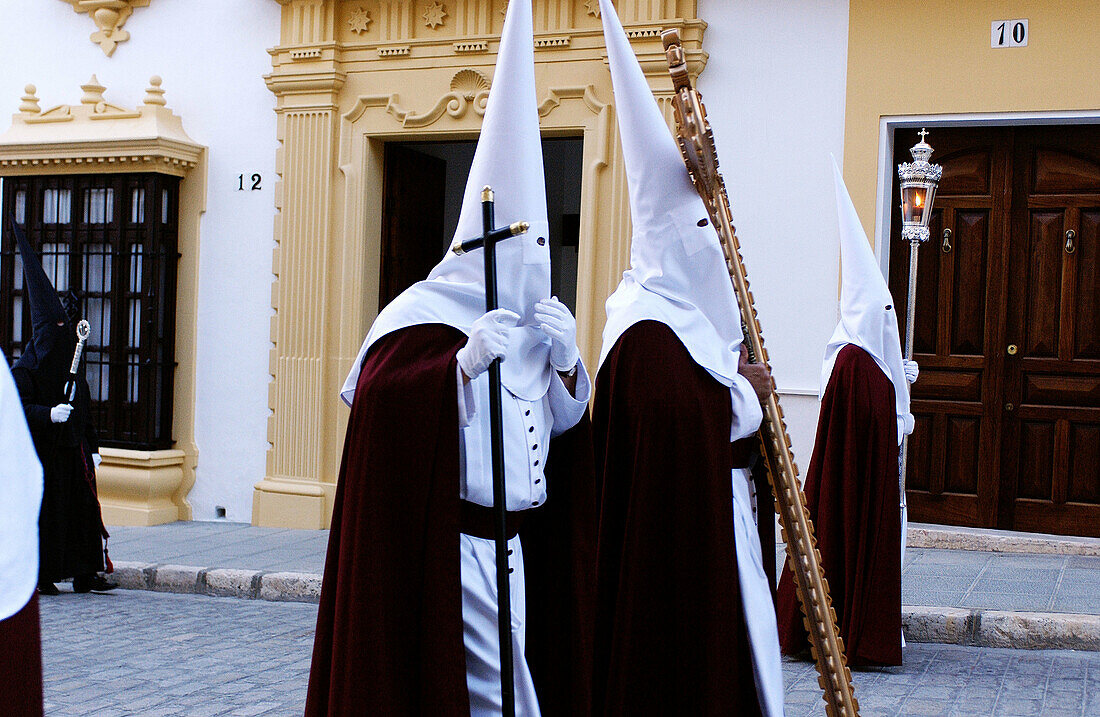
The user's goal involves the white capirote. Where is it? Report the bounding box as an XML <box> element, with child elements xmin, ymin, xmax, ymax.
<box><xmin>341</xmin><ymin>0</ymin><xmax>552</xmax><ymax>405</ymax></box>
<box><xmin>0</xmin><ymin>349</ymin><xmax>45</xmax><ymax>621</ymax></box>
<box><xmin>822</xmin><ymin>157</ymin><xmax>913</xmax><ymax>445</ymax></box>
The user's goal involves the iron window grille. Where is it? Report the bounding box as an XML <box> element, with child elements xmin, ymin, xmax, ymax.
<box><xmin>1</xmin><ymin>173</ymin><xmax>180</xmax><ymax>450</ymax></box>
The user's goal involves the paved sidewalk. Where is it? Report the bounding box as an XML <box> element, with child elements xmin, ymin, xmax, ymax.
<box><xmin>101</xmin><ymin>520</ymin><xmax>1100</xmax><ymax>651</ymax></box>
<box><xmin>38</xmin><ymin>588</ymin><xmax>1100</xmax><ymax>716</ymax></box>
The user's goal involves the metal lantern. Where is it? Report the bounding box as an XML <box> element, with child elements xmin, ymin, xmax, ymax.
<box><xmin>896</xmin><ymin>128</ymin><xmax>942</xmax><ymax>513</ymax></box>
<box><xmin>897</xmin><ymin>129</ymin><xmax>943</xmax><ymax>243</ymax></box>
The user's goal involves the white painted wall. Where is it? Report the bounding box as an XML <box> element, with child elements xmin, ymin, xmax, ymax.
<box><xmin>0</xmin><ymin>0</ymin><xmax>280</xmax><ymax>521</ymax></box>
<box><xmin>698</xmin><ymin>0</ymin><xmax>850</xmax><ymax>468</ymax></box>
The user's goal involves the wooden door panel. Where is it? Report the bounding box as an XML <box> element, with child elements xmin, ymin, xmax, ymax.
<box><xmin>1032</xmin><ymin>148</ymin><xmax>1100</xmax><ymax>193</ymax></box>
<box><xmin>1068</xmin><ymin>423</ymin><xmax>1100</xmax><ymax>503</ymax></box>
<box><xmin>944</xmin><ymin>415</ymin><xmax>982</xmax><ymax>494</ymax></box>
<box><xmin>912</xmin><ymin>368</ymin><xmax>982</xmax><ymax>401</ymax></box>
<box><xmin>1016</xmin><ymin>420</ymin><xmax>1055</xmax><ymax>500</ymax></box>
<box><xmin>1023</xmin><ymin>373</ymin><xmax>1100</xmax><ymax>404</ymax></box>
<box><xmin>906</xmin><ymin>413</ymin><xmax>935</xmax><ymax>493</ymax></box>
<box><xmin>938</xmin><ymin>146</ymin><xmax>995</xmax><ymax>195</ymax></box>
<box><xmin>1076</xmin><ymin>210</ymin><xmax>1100</xmax><ymax>358</ymax></box>
<box><xmin>909</xmin><ymin>233</ymin><xmax>942</xmax><ymax>356</ymax></box>
<box><xmin>950</xmin><ymin>210</ymin><xmax>990</xmax><ymax>355</ymax></box>
<box><xmin>1021</xmin><ymin>211</ymin><xmax>1066</xmax><ymax>358</ymax></box>
<box><xmin>1014</xmin><ymin>503</ymin><xmax>1100</xmax><ymax>536</ymax></box>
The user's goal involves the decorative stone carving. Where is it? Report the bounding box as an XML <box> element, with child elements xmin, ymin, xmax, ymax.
<box><xmin>347</xmin><ymin>6</ymin><xmax>371</xmax><ymax>34</ymax></box>
<box><xmin>423</xmin><ymin>1</ymin><xmax>447</xmax><ymax>29</ymax></box>
<box><xmin>584</xmin><ymin>0</ymin><xmax>600</xmax><ymax>18</ymax></box>
<box><xmin>19</xmin><ymin>86</ymin><xmax>41</xmax><ymax>115</ymax></box>
<box><xmin>535</xmin><ymin>36</ymin><xmax>571</xmax><ymax>49</ymax></box>
<box><xmin>347</xmin><ymin>69</ymin><xmax>492</xmax><ymax>128</ymax></box>
<box><xmin>143</xmin><ymin>75</ymin><xmax>167</xmax><ymax>106</ymax></box>
<box><xmin>450</xmin><ymin>69</ymin><xmax>490</xmax><ymax>100</ymax></box>
<box><xmin>454</xmin><ymin>40</ymin><xmax>488</xmax><ymax>53</ymax></box>
<box><xmin>61</xmin><ymin>0</ymin><xmax>152</xmax><ymax>57</ymax></box>
<box><xmin>0</xmin><ymin>75</ymin><xmax>202</xmax><ymax>175</ymax></box>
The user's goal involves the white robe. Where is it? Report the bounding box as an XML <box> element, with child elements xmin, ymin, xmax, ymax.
<box><xmin>727</xmin><ymin>369</ymin><xmax>785</xmax><ymax>716</ymax></box>
<box><xmin>456</xmin><ymin>362</ymin><xmax>590</xmax><ymax>715</ymax></box>
<box><xmin>0</xmin><ymin>350</ymin><xmax>44</xmax><ymax>621</ymax></box>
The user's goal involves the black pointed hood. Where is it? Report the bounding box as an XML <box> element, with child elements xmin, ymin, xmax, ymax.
<box><xmin>9</xmin><ymin>217</ymin><xmax>72</xmax><ymax>372</ymax></box>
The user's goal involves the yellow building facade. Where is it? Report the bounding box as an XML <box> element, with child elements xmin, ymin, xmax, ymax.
<box><xmin>252</xmin><ymin>0</ymin><xmax>708</xmax><ymax>528</ymax></box>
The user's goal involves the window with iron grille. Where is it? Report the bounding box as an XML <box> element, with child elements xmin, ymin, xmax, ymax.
<box><xmin>1</xmin><ymin>174</ymin><xmax>179</xmax><ymax>450</ymax></box>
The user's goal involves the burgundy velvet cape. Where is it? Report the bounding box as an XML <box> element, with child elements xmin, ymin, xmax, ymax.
<box><xmin>592</xmin><ymin>320</ymin><xmax>761</xmax><ymax>715</ymax></box>
<box><xmin>775</xmin><ymin>344</ymin><xmax>902</xmax><ymax>667</ymax></box>
<box><xmin>0</xmin><ymin>594</ymin><xmax>44</xmax><ymax>716</ymax></box>
<box><xmin>304</xmin><ymin>323</ymin><xmax>596</xmax><ymax>716</ymax></box>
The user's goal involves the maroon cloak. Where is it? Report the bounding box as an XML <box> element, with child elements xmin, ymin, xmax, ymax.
<box><xmin>0</xmin><ymin>594</ymin><xmax>44</xmax><ymax>716</ymax></box>
<box><xmin>305</xmin><ymin>323</ymin><xmax>595</xmax><ymax>716</ymax></box>
<box><xmin>593</xmin><ymin>320</ymin><xmax>761</xmax><ymax>715</ymax></box>
<box><xmin>775</xmin><ymin>343</ymin><xmax>902</xmax><ymax>667</ymax></box>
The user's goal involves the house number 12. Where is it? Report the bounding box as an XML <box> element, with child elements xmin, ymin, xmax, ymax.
<box><xmin>238</xmin><ymin>174</ymin><xmax>262</xmax><ymax>191</ymax></box>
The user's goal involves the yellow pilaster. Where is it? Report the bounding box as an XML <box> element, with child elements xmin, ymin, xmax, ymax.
<box><xmin>253</xmin><ymin>0</ymin><xmax>346</xmax><ymax>528</ymax></box>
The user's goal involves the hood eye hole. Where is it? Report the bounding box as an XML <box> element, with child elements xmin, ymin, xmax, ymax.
<box><xmin>885</xmin><ymin>305</ymin><xmax>892</xmax><ymax>310</ymax></box>
<box><xmin>697</xmin><ymin>218</ymin><xmax>709</xmax><ymax>227</ymax></box>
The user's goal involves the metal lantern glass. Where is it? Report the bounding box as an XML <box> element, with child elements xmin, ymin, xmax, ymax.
<box><xmin>897</xmin><ymin>129</ymin><xmax>943</xmax><ymax>243</ymax></box>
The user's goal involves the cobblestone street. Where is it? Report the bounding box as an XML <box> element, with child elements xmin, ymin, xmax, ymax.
<box><xmin>39</xmin><ymin>588</ymin><xmax>1100</xmax><ymax>716</ymax></box>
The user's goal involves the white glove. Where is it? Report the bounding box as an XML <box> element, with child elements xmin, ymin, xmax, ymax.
<box><xmin>903</xmin><ymin>359</ymin><xmax>919</xmax><ymax>384</ymax></box>
<box><xmin>92</xmin><ymin>453</ymin><xmax>102</xmax><ymax>468</ymax></box>
<box><xmin>50</xmin><ymin>404</ymin><xmax>73</xmax><ymax>424</ymax></box>
<box><xmin>534</xmin><ymin>297</ymin><xmax>579</xmax><ymax>372</ymax></box>
<box><xmin>456</xmin><ymin>309</ymin><xmax>520</xmax><ymax>380</ymax></box>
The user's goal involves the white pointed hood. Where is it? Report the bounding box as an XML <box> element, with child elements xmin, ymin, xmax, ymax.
<box><xmin>0</xmin><ymin>350</ymin><xmax>44</xmax><ymax>621</ymax></box>
<box><xmin>596</xmin><ymin>0</ymin><xmax>744</xmax><ymax>385</ymax></box>
<box><xmin>342</xmin><ymin>0</ymin><xmax>552</xmax><ymax>404</ymax></box>
<box><xmin>822</xmin><ymin>157</ymin><xmax>913</xmax><ymax>443</ymax></box>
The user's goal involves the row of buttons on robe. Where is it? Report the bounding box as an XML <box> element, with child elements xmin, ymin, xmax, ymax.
<box><xmin>523</xmin><ymin>407</ymin><xmax>541</xmax><ymax>507</ymax></box>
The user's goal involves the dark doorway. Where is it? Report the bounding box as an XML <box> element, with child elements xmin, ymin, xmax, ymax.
<box><xmin>378</xmin><ymin>137</ymin><xmax>583</xmax><ymax>312</ymax></box>
<box><xmin>890</xmin><ymin>125</ymin><xmax>1100</xmax><ymax>537</ymax></box>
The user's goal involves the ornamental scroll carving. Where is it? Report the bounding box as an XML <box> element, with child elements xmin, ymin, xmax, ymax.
<box><xmin>61</xmin><ymin>0</ymin><xmax>152</xmax><ymax>57</ymax></box>
<box><xmin>346</xmin><ymin>69</ymin><xmax>492</xmax><ymax>128</ymax></box>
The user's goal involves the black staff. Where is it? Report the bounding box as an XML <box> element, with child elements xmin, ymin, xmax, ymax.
<box><xmin>452</xmin><ymin>185</ymin><xmax>528</xmax><ymax>716</ymax></box>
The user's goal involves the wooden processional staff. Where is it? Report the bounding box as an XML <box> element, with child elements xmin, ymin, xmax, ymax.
<box><xmin>661</xmin><ymin>29</ymin><xmax>860</xmax><ymax>717</ymax></box>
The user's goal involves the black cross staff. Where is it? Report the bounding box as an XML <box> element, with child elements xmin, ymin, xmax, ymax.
<box><xmin>452</xmin><ymin>185</ymin><xmax>528</xmax><ymax>716</ymax></box>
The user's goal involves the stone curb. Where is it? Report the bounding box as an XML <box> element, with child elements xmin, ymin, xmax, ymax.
<box><xmin>112</xmin><ymin>561</ymin><xmax>1100</xmax><ymax>651</ymax></box>
<box><xmin>903</xmin><ymin>606</ymin><xmax>1100</xmax><ymax>651</ymax></box>
<box><xmin>112</xmin><ymin>561</ymin><xmax>320</xmax><ymax>604</ymax></box>
<box><xmin>907</xmin><ymin>525</ymin><xmax>1100</xmax><ymax>557</ymax></box>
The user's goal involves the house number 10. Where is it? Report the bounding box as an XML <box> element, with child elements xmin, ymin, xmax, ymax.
<box><xmin>991</xmin><ymin>19</ymin><xmax>1028</xmax><ymax>48</ymax></box>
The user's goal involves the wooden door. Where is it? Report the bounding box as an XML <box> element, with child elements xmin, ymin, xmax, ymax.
<box><xmin>890</xmin><ymin>128</ymin><xmax>1013</xmax><ymax>529</ymax></box>
<box><xmin>1001</xmin><ymin>126</ymin><xmax>1100</xmax><ymax>536</ymax></box>
<box><xmin>378</xmin><ymin>144</ymin><xmax>447</xmax><ymax>309</ymax></box>
<box><xmin>890</xmin><ymin>126</ymin><xmax>1100</xmax><ymax>537</ymax></box>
